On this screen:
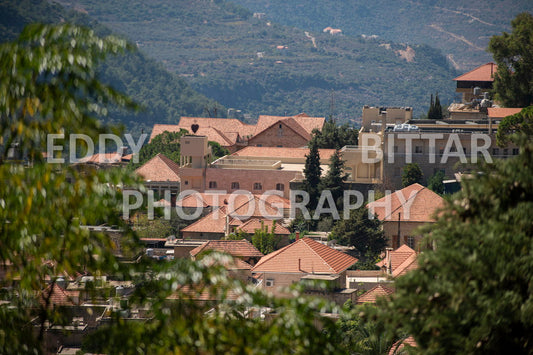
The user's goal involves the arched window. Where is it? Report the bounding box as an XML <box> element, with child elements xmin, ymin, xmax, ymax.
<box><xmin>231</xmin><ymin>182</ymin><xmax>240</xmax><ymax>190</ymax></box>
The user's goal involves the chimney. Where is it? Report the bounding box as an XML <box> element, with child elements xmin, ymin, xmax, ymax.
<box><xmin>295</xmin><ymin>231</ymin><xmax>300</xmax><ymax>241</ymax></box>
<box><xmin>385</xmin><ymin>247</ymin><xmax>393</xmax><ymax>275</ymax></box>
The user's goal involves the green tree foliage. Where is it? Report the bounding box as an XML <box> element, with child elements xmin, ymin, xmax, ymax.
<box><xmin>83</xmin><ymin>254</ymin><xmax>344</xmax><ymax>355</ymax></box>
<box><xmin>378</xmin><ymin>138</ymin><xmax>533</xmax><ymax>354</ymax></box>
<box><xmin>335</xmin><ymin>303</ymin><xmax>398</xmax><ymax>355</ymax></box>
<box><xmin>310</xmin><ymin>119</ymin><xmax>358</xmax><ymax>149</ymax></box>
<box><xmin>401</xmin><ymin>163</ymin><xmax>423</xmax><ymax>187</ymax></box>
<box><xmin>329</xmin><ymin>207</ymin><xmax>387</xmax><ymax>256</ymax></box>
<box><xmin>488</xmin><ymin>12</ymin><xmax>533</xmax><ymax>108</ymax></box>
<box><xmin>496</xmin><ymin>105</ymin><xmax>533</xmax><ymax>147</ymax></box>
<box><xmin>0</xmin><ymin>23</ymin><xmax>141</xmax><ymax>353</ymax></box>
<box><xmin>427</xmin><ymin>170</ymin><xmax>445</xmax><ymax>194</ymax></box>
<box><xmin>303</xmin><ymin>139</ymin><xmax>322</xmax><ymax>211</ymax></box>
<box><xmin>250</xmin><ymin>221</ymin><xmax>280</xmax><ymax>254</ymax></box>
<box><xmin>0</xmin><ymin>23</ymin><xmax>347</xmax><ymax>354</ymax></box>
<box><xmin>320</xmin><ymin>149</ymin><xmax>348</xmax><ymax>210</ymax></box>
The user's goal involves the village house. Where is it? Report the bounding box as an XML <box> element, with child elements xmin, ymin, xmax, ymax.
<box><xmin>376</xmin><ymin>244</ymin><xmax>418</xmax><ymax>278</ymax></box>
<box><xmin>134</xmin><ymin>153</ymin><xmax>181</xmax><ymax>199</ymax></box>
<box><xmin>149</xmin><ymin>113</ymin><xmax>325</xmax><ymax>153</ymax></box>
<box><xmin>366</xmin><ymin>183</ymin><xmax>444</xmax><ymax>249</ymax></box>
<box><xmin>251</xmin><ymin>237</ymin><xmax>358</xmax><ymax>304</ymax></box>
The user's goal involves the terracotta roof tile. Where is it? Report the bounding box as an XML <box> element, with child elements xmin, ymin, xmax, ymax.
<box><xmin>366</xmin><ymin>183</ymin><xmax>444</xmax><ymax>222</ymax></box>
<box><xmin>237</xmin><ymin>218</ymin><xmax>291</xmax><ymax>235</ymax></box>
<box><xmin>357</xmin><ymin>284</ymin><xmax>395</xmax><ymax>304</ymax></box>
<box><xmin>487</xmin><ymin>107</ymin><xmax>523</xmax><ymax>119</ymax></box>
<box><xmin>252</xmin><ymin>238</ymin><xmax>358</xmax><ymax>274</ymax></box>
<box><xmin>254</xmin><ymin>114</ymin><xmax>325</xmax><ymax>136</ymax></box>
<box><xmin>376</xmin><ymin>245</ymin><xmax>418</xmax><ymax>277</ymax></box>
<box><xmin>190</xmin><ymin>239</ymin><xmax>263</xmax><ymax>258</ymax></box>
<box><xmin>40</xmin><ymin>283</ymin><xmax>79</xmax><ymax>307</ymax></box>
<box><xmin>78</xmin><ymin>152</ymin><xmax>123</xmax><ymax>164</ymax></box>
<box><xmin>135</xmin><ymin>153</ymin><xmax>180</xmax><ymax>182</ymax></box>
<box><xmin>389</xmin><ymin>336</ymin><xmax>417</xmax><ymax>354</ymax></box>
<box><xmin>453</xmin><ymin>62</ymin><xmax>497</xmax><ymax>82</ymax></box>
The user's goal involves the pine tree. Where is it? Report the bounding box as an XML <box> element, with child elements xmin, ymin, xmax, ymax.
<box><xmin>320</xmin><ymin>149</ymin><xmax>348</xmax><ymax>210</ymax></box>
<box><xmin>303</xmin><ymin>140</ymin><xmax>322</xmax><ymax>210</ymax></box>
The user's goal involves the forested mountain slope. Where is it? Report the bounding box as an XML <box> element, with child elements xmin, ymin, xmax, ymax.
<box><xmin>231</xmin><ymin>0</ymin><xmax>533</xmax><ymax>71</ymax></box>
<box><xmin>55</xmin><ymin>0</ymin><xmax>460</xmax><ymax>123</ymax></box>
<box><xmin>0</xmin><ymin>0</ymin><xmax>224</xmax><ymax>134</ymax></box>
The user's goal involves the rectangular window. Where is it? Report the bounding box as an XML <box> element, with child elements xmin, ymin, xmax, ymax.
<box><xmin>276</xmin><ymin>183</ymin><xmax>284</xmax><ymax>191</ymax></box>
<box><xmin>231</xmin><ymin>182</ymin><xmax>240</xmax><ymax>190</ymax></box>
<box><xmin>253</xmin><ymin>182</ymin><xmax>262</xmax><ymax>190</ymax></box>
<box><xmin>513</xmin><ymin>148</ymin><xmax>519</xmax><ymax>155</ymax></box>
<box><xmin>394</xmin><ymin>145</ymin><xmax>399</xmax><ymax>153</ymax></box>
<box><xmin>208</xmin><ymin>181</ymin><xmax>217</xmax><ymax>189</ymax></box>
<box><xmin>503</xmin><ymin>148</ymin><xmax>508</xmax><ymax>156</ymax></box>
<box><xmin>492</xmin><ymin>148</ymin><xmax>499</xmax><ymax>156</ymax></box>
<box><xmin>415</xmin><ymin>146</ymin><xmax>423</xmax><ymax>154</ymax></box>
<box><xmin>406</xmin><ymin>236</ymin><xmax>415</xmax><ymax>249</ymax></box>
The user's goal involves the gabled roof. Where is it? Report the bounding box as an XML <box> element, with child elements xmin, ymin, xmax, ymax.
<box><xmin>237</xmin><ymin>218</ymin><xmax>291</xmax><ymax>235</ymax></box>
<box><xmin>180</xmin><ymin>206</ymin><xmax>230</xmax><ymax>234</ymax></box>
<box><xmin>376</xmin><ymin>245</ymin><xmax>418</xmax><ymax>277</ymax></box>
<box><xmin>453</xmin><ymin>62</ymin><xmax>497</xmax><ymax>82</ymax></box>
<box><xmin>40</xmin><ymin>283</ymin><xmax>79</xmax><ymax>307</ymax></box>
<box><xmin>135</xmin><ymin>153</ymin><xmax>180</xmax><ymax>182</ymax></box>
<box><xmin>254</xmin><ymin>117</ymin><xmax>312</xmax><ymax>141</ymax></box>
<box><xmin>357</xmin><ymin>284</ymin><xmax>395</xmax><ymax>304</ymax></box>
<box><xmin>487</xmin><ymin>107</ymin><xmax>523</xmax><ymax>119</ymax></box>
<box><xmin>254</xmin><ymin>113</ymin><xmax>325</xmax><ymax>137</ymax></box>
<box><xmin>252</xmin><ymin>238</ymin><xmax>358</xmax><ymax>274</ymax></box>
<box><xmin>190</xmin><ymin>239</ymin><xmax>263</xmax><ymax>258</ymax></box>
<box><xmin>366</xmin><ymin>183</ymin><xmax>444</xmax><ymax>222</ymax></box>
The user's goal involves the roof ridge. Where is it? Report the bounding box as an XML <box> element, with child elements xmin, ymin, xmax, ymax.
<box><xmin>301</xmin><ymin>238</ymin><xmax>336</xmax><ymax>274</ymax></box>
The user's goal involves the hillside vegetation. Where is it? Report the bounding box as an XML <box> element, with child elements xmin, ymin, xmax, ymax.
<box><xmin>0</xmin><ymin>0</ymin><xmax>225</xmax><ymax>134</ymax></box>
<box><xmin>231</xmin><ymin>0</ymin><xmax>533</xmax><ymax>71</ymax></box>
<box><xmin>56</xmin><ymin>0</ymin><xmax>460</xmax><ymax>123</ymax></box>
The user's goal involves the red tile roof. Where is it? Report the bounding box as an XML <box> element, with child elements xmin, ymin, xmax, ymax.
<box><xmin>453</xmin><ymin>62</ymin><xmax>497</xmax><ymax>82</ymax></box>
<box><xmin>40</xmin><ymin>283</ymin><xmax>79</xmax><ymax>307</ymax></box>
<box><xmin>190</xmin><ymin>239</ymin><xmax>263</xmax><ymax>258</ymax></box>
<box><xmin>150</xmin><ymin>118</ymin><xmax>255</xmax><ymax>145</ymax></box>
<box><xmin>254</xmin><ymin>114</ymin><xmax>325</xmax><ymax>136</ymax></box>
<box><xmin>366</xmin><ymin>183</ymin><xmax>444</xmax><ymax>222</ymax></box>
<box><xmin>78</xmin><ymin>152</ymin><xmax>123</xmax><ymax>164</ymax></box>
<box><xmin>357</xmin><ymin>284</ymin><xmax>395</xmax><ymax>304</ymax></box>
<box><xmin>389</xmin><ymin>336</ymin><xmax>417</xmax><ymax>354</ymax></box>
<box><xmin>237</xmin><ymin>218</ymin><xmax>291</xmax><ymax>235</ymax></box>
<box><xmin>376</xmin><ymin>245</ymin><xmax>418</xmax><ymax>277</ymax></box>
<box><xmin>252</xmin><ymin>238</ymin><xmax>358</xmax><ymax>274</ymax></box>
<box><xmin>135</xmin><ymin>153</ymin><xmax>180</xmax><ymax>182</ymax></box>
<box><xmin>487</xmin><ymin>107</ymin><xmax>523</xmax><ymax>119</ymax></box>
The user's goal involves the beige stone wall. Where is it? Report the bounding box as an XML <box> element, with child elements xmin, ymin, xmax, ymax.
<box><xmin>248</xmin><ymin>122</ymin><xmax>309</xmax><ymax>148</ymax></box>
<box><xmin>381</xmin><ymin>131</ymin><xmax>517</xmax><ymax>189</ymax></box>
<box><xmin>204</xmin><ymin>168</ymin><xmax>299</xmax><ymax>199</ymax></box>
<box><xmin>382</xmin><ymin>221</ymin><xmax>430</xmax><ymax>250</ymax></box>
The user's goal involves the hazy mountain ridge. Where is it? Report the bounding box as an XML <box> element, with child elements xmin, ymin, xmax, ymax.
<box><xmin>230</xmin><ymin>0</ymin><xmax>533</xmax><ymax>71</ymax></box>
<box><xmin>0</xmin><ymin>0</ymin><xmax>224</xmax><ymax>134</ymax></box>
<box><xmin>55</xmin><ymin>0</ymin><xmax>460</xmax><ymax>122</ymax></box>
